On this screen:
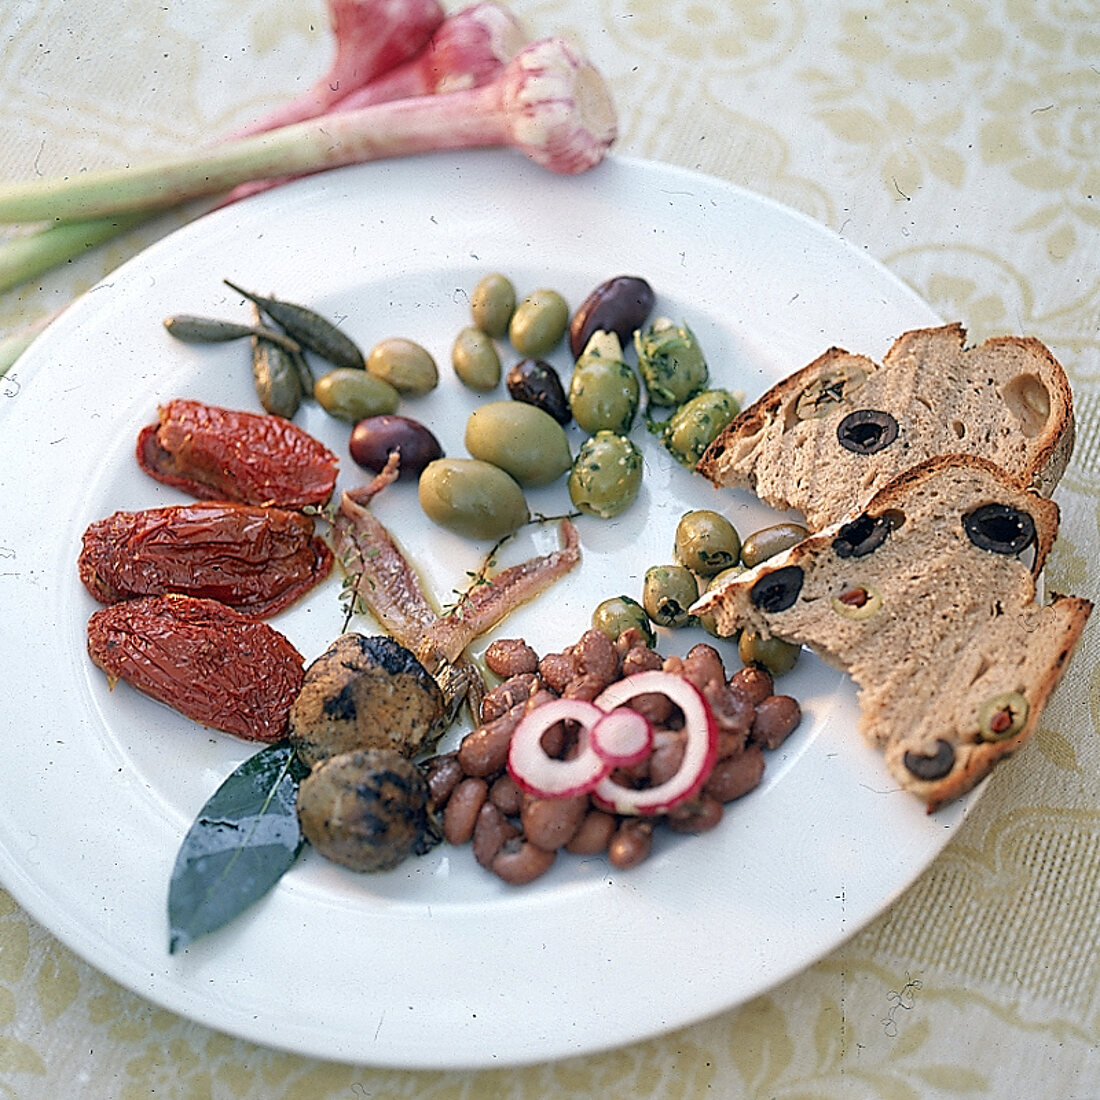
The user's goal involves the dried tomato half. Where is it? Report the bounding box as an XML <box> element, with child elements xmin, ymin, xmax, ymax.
<box><xmin>136</xmin><ymin>399</ymin><xmax>339</xmax><ymax>509</ymax></box>
<box><xmin>87</xmin><ymin>595</ymin><xmax>305</xmax><ymax>741</ymax></box>
<box><xmin>79</xmin><ymin>502</ymin><xmax>333</xmax><ymax>617</ymax></box>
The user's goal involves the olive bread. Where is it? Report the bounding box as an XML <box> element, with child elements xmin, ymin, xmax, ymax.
<box><xmin>692</xmin><ymin>454</ymin><xmax>1092</xmax><ymax>810</ymax></box>
<box><xmin>697</xmin><ymin>323</ymin><xmax>1074</xmax><ymax>528</ymax></box>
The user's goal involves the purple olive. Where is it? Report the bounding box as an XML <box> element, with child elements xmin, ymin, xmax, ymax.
<box><xmin>349</xmin><ymin>415</ymin><xmax>443</xmax><ymax>480</ymax></box>
<box><xmin>569</xmin><ymin>275</ymin><xmax>656</xmax><ymax>358</ymax></box>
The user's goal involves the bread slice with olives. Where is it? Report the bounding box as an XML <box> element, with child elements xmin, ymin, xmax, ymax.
<box><xmin>696</xmin><ymin>323</ymin><xmax>1075</xmax><ymax>529</ymax></box>
<box><xmin>692</xmin><ymin>454</ymin><xmax>1092</xmax><ymax>810</ymax></box>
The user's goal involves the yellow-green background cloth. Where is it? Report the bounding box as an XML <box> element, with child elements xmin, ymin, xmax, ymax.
<box><xmin>1</xmin><ymin>1</ymin><xmax>1097</xmax><ymax>1096</ymax></box>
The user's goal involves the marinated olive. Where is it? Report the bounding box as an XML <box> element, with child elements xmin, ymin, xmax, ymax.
<box><xmin>568</xmin><ymin>431</ymin><xmax>643</xmax><ymax>519</ymax></box>
<box><xmin>674</xmin><ymin>510</ymin><xmax>741</xmax><ymax>576</ymax></box>
<box><xmin>349</xmin><ymin>414</ymin><xmax>443</xmax><ymax>479</ymax></box>
<box><xmin>658</xmin><ymin>388</ymin><xmax>740</xmax><ymax>467</ymax></box>
<box><xmin>740</xmin><ymin>522</ymin><xmax>810</xmax><ymax>568</ymax></box>
<box><xmin>592</xmin><ymin>595</ymin><xmax>656</xmax><ymax>647</ymax></box>
<box><xmin>568</xmin><ymin>331</ymin><xmax>640</xmax><ymax>435</ymax></box>
<box><xmin>738</xmin><ymin>631</ymin><xmax>801</xmax><ymax>676</ymax></box>
<box><xmin>418</xmin><ymin>458</ymin><xmax>530</xmax><ymax>541</ymax></box>
<box><xmin>471</xmin><ymin>273</ymin><xmax>516</xmax><ymax>338</ymax></box>
<box><xmin>634</xmin><ymin>318</ymin><xmax>708</xmax><ymax>407</ymax></box>
<box><xmin>509</xmin><ymin>289</ymin><xmax>569</xmax><ymax>356</ymax></box>
<box><xmin>507</xmin><ymin>358</ymin><xmax>570</xmax><ymax>424</ymax></box>
<box><xmin>367</xmin><ymin>337</ymin><xmax>439</xmax><ymax>396</ymax></box>
<box><xmin>569</xmin><ymin>275</ymin><xmax>656</xmax><ymax>357</ymax></box>
<box><xmin>314</xmin><ymin>368</ymin><xmax>400</xmax><ymax>422</ymax></box>
<box><xmin>464</xmin><ymin>401</ymin><xmax>572</xmax><ymax>488</ymax></box>
<box><xmin>451</xmin><ymin>326</ymin><xmax>501</xmax><ymax>392</ymax></box>
<box><xmin>642</xmin><ymin>564</ymin><xmax>699</xmax><ymax>628</ymax></box>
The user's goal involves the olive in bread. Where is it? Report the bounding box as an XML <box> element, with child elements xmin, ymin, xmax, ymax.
<box><xmin>692</xmin><ymin>454</ymin><xmax>1092</xmax><ymax>810</ymax></box>
<box><xmin>697</xmin><ymin>323</ymin><xmax>1075</xmax><ymax>529</ymax></box>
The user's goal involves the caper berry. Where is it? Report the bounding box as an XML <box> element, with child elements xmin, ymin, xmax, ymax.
<box><xmin>509</xmin><ymin>289</ymin><xmax>569</xmax><ymax>356</ymax></box>
<box><xmin>464</xmin><ymin>400</ymin><xmax>572</xmax><ymax>488</ymax></box>
<box><xmin>592</xmin><ymin>595</ymin><xmax>656</xmax><ymax>647</ymax></box>
<box><xmin>658</xmin><ymin>388</ymin><xmax>740</xmax><ymax>467</ymax></box>
<box><xmin>674</xmin><ymin>510</ymin><xmax>741</xmax><ymax>576</ymax></box>
<box><xmin>314</xmin><ymin>368</ymin><xmax>400</xmax><ymax>422</ymax></box>
<box><xmin>251</xmin><ymin>334</ymin><xmax>302</xmax><ymax>419</ymax></box>
<box><xmin>471</xmin><ymin>273</ymin><xmax>516</xmax><ymax>338</ymax></box>
<box><xmin>568</xmin><ymin>431</ymin><xmax>643</xmax><ymax>519</ymax></box>
<box><xmin>451</xmin><ymin>326</ymin><xmax>501</xmax><ymax>392</ymax></box>
<box><xmin>740</xmin><ymin>522</ymin><xmax>810</xmax><ymax>568</ymax></box>
<box><xmin>367</xmin><ymin>337</ymin><xmax>439</xmax><ymax>397</ymax></box>
<box><xmin>642</xmin><ymin>565</ymin><xmax>699</xmax><ymax>628</ymax></box>
<box><xmin>569</xmin><ymin>331</ymin><xmax>640</xmax><ymax>435</ymax></box>
<box><xmin>738</xmin><ymin>631</ymin><xmax>801</xmax><ymax>676</ymax></box>
<box><xmin>418</xmin><ymin>458</ymin><xmax>529</xmax><ymax>541</ymax></box>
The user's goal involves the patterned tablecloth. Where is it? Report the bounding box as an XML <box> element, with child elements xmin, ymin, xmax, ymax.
<box><xmin>1</xmin><ymin>1</ymin><xmax>1097</xmax><ymax>1097</ymax></box>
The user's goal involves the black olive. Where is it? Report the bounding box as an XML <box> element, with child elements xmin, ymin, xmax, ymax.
<box><xmin>506</xmin><ymin>358</ymin><xmax>571</xmax><ymax>424</ymax></box>
<box><xmin>833</xmin><ymin>512</ymin><xmax>896</xmax><ymax>558</ymax></box>
<box><xmin>962</xmin><ymin>503</ymin><xmax>1036</xmax><ymax>555</ymax></box>
<box><xmin>903</xmin><ymin>739</ymin><xmax>955</xmax><ymax>781</ymax></box>
<box><xmin>750</xmin><ymin>564</ymin><xmax>804</xmax><ymax>613</ymax></box>
<box><xmin>836</xmin><ymin>409</ymin><xmax>899</xmax><ymax>454</ymax></box>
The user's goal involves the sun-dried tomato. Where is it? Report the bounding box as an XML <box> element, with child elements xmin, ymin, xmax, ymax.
<box><xmin>87</xmin><ymin>595</ymin><xmax>305</xmax><ymax>741</ymax></box>
<box><xmin>136</xmin><ymin>398</ymin><xmax>339</xmax><ymax>509</ymax></box>
<box><xmin>79</xmin><ymin>502</ymin><xmax>333</xmax><ymax>617</ymax></box>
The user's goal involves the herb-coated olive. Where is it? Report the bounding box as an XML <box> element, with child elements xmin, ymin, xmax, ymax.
<box><xmin>451</xmin><ymin>326</ymin><xmax>501</xmax><ymax>392</ymax></box>
<box><xmin>568</xmin><ymin>431</ymin><xmax>643</xmax><ymax>519</ymax></box>
<box><xmin>506</xmin><ymin>358</ymin><xmax>570</xmax><ymax>424</ymax></box>
<box><xmin>509</xmin><ymin>289</ymin><xmax>569</xmax><ymax>356</ymax></box>
<box><xmin>464</xmin><ymin>401</ymin><xmax>572</xmax><ymax>488</ymax></box>
<box><xmin>740</xmin><ymin>522</ymin><xmax>810</xmax><ymax>568</ymax></box>
<box><xmin>674</xmin><ymin>510</ymin><xmax>741</xmax><ymax>576</ymax></box>
<box><xmin>642</xmin><ymin>564</ymin><xmax>699</xmax><ymax>628</ymax></box>
<box><xmin>569</xmin><ymin>331</ymin><xmax>640</xmax><ymax>435</ymax></box>
<box><xmin>634</xmin><ymin>318</ymin><xmax>708</xmax><ymax>408</ymax></box>
<box><xmin>738</xmin><ymin>631</ymin><xmax>801</xmax><ymax>676</ymax></box>
<box><xmin>418</xmin><ymin>458</ymin><xmax>530</xmax><ymax>541</ymax></box>
<box><xmin>349</xmin><ymin>414</ymin><xmax>443</xmax><ymax>479</ymax></box>
<box><xmin>659</xmin><ymin>388</ymin><xmax>740</xmax><ymax>467</ymax></box>
<box><xmin>569</xmin><ymin>275</ymin><xmax>656</xmax><ymax>358</ymax></box>
<box><xmin>471</xmin><ymin>273</ymin><xmax>516</xmax><ymax>338</ymax></box>
<box><xmin>592</xmin><ymin>595</ymin><xmax>656</xmax><ymax>647</ymax></box>
<box><xmin>367</xmin><ymin>338</ymin><xmax>439</xmax><ymax>397</ymax></box>
<box><xmin>314</xmin><ymin>368</ymin><xmax>400</xmax><ymax>422</ymax></box>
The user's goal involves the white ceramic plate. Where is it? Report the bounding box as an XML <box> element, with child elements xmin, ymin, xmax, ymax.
<box><xmin>0</xmin><ymin>152</ymin><xmax>968</xmax><ymax>1069</ymax></box>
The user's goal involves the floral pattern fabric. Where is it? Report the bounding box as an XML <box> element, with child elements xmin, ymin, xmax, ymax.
<box><xmin>1</xmin><ymin>0</ymin><xmax>1098</xmax><ymax>1096</ymax></box>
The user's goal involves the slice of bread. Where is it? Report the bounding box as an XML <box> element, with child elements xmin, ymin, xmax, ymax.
<box><xmin>692</xmin><ymin>454</ymin><xmax>1092</xmax><ymax>810</ymax></box>
<box><xmin>697</xmin><ymin>323</ymin><xmax>1075</xmax><ymax>529</ymax></box>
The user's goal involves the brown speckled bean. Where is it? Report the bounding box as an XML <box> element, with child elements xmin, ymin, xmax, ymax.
<box><xmin>704</xmin><ymin>744</ymin><xmax>766</xmax><ymax>802</ymax></box>
<box><xmin>489</xmin><ymin>773</ymin><xmax>523</xmax><ymax>816</ymax></box>
<box><xmin>423</xmin><ymin>752</ymin><xmax>464</xmax><ymax>810</ymax></box>
<box><xmin>492</xmin><ymin>837</ymin><xmax>557</xmax><ymax>884</ymax></box>
<box><xmin>665</xmin><ymin>794</ymin><xmax>724</xmax><ymax>834</ymax></box>
<box><xmin>565</xmin><ymin>810</ymin><xmax>618</xmax><ymax>855</ymax></box>
<box><xmin>681</xmin><ymin>643</ymin><xmax>726</xmax><ymax>690</ymax></box>
<box><xmin>608</xmin><ymin>819</ymin><xmax>653</xmax><ymax>869</ymax></box>
<box><xmin>458</xmin><ymin>704</ymin><xmax>524</xmax><ymax>777</ymax></box>
<box><xmin>730</xmin><ymin>665</ymin><xmax>774</xmax><ymax>706</ymax></box>
<box><xmin>573</xmin><ymin>628</ymin><xmax>619</xmax><ymax>685</ymax></box>
<box><xmin>480</xmin><ymin>672</ymin><xmax>541</xmax><ymax>722</ymax></box>
<box><xmin>562</xmin><ymin>672</ymin><xmax>605</xmax><ymax>702</ymax></box>
<box><xmin>443</xmin><ymin>777</ymin><xmax>489</xmax><ymax>845</ymax></box>
<box><xmin>522</xmin><ymin>794</ymin><xmax>589</xmax><ymax>852</ymax></box>
<box><xmin>484</xmin><ymin>638</ymin><xmax>539</xmax><ymax>678</ymax></box>
<box><xmin>473</xmin><ymin>801</ymin><xmax>521</xmax><ymax>869</ymax></box>
<box><xmin>752</xmin><ymin>695</ymin><xmax>802</xmax><ymax>749</ymax></box>
<box><xmin>648</xmin><ymin>729</ymin><xmax>686</xmax><ymax>786</ymax></box>
<box><xmin>538</xmin><ymin>650</ymin><xmax>576</xmax><ymax>693</ymax></box>
<box><xmin>621</xmin><ymin>643</ymin><xmax>663</xmax><ymax>677</ymax></box>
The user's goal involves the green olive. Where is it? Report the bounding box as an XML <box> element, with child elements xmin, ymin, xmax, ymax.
<box><xmin>451</xmin><ymin>326</ymin><xmax>501</xmax><ymax>392</ymax></box>
<box><xmin>977</xmin><ymin>691</ymin><xmax>1029</xmax><ymax>742</ymax></box>
<box><xmin>830</xmin><ymin>582</ymin><xmax>883</xmax><ymax>620</ymax></box>
<box><xmin>367</xmin><ymin>338</ymin><xmax>439</xmax><ymax>396</ymax></box>
<box><xmin>738</xmin><ymin>631</ymin><xmax>801</xmax><ymax>676</ymax></box>
<box><xmin>509</xmin><ymin>289</ymin><xmax>569</xmax><ymax>356</ymax></box>
<box><xmin>418</xmin><ymin>458</ymin><xmax>529</xmax><ymax>541</ymax></box>
<box><xmin>642</xmin><ymin>564</ymin><xmax>699</xmax><ymax>628</ymax></box>
<box><xmin>740</xmin><ymin>522</ymin><xmax>810</xmax><ymax>568</ymax></box>
<box><xmin>568</xmin><ymin>431</ymin><xmax>643</xmax><ymax>519</ymax></box>
<box><xmin>659</xmin><ymin>388</ymin><xmax>740</xmax><ymax>467</ymax></box>
<box><xmin>674</xmin><ymin>510</ymin><xmax>742</xmax><ymax>576</ymax></box>
<box><xmin>471</xmin><ymin>273</ymin><xmax>516</xmax><ymax>338</ymax></box>
<box><xmin>569</xmin><ymin>332</ymin><xmax>640</xmax><ymax>434</ymax></box>
<box><xmin>592</xmin><ymin>595</ymin><xmax>656</xmax><ymax>647</ymax></box>
<box><xmin>697</xmin><ymin>565</ymin><xmax>746</xmax><ymax>637</ymax></box>
<box><xmin>634</xmin><ymin>317</ymin><xmax>708</xmax><ymax>408</ymax></box>
<box><xmin>464</xmin><ymin>400</ymin><xmax>571</xmax><ymax>488</ymax></box>
<box><xmin>314</xmin><ymin>368</ymin><xmax>400</xmax><ymax>422</ymax></box>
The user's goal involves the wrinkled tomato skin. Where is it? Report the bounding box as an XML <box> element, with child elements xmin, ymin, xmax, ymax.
<box><xmin>136</xmin><ymin>399</ymin><xmax>339</xmax><ymax>509</ymax></box>
<box><xmin>87</xmin><ymin>595</ymin><xmax>305</xmax><ymax>741</ymax></box>
<box><xmin>79</xmin><ymin>502</ymin><xmax>333</xmax><ymax>617</ymax></box>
